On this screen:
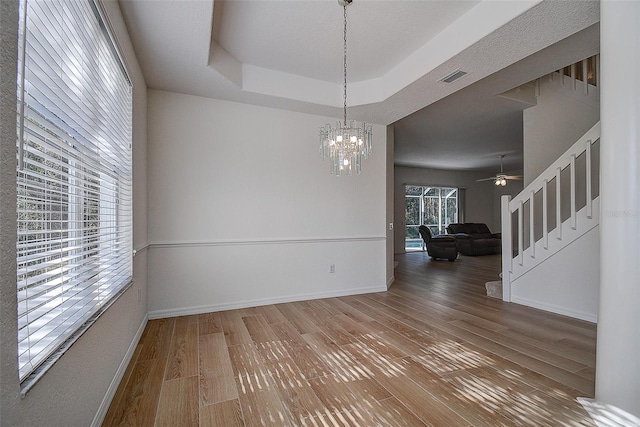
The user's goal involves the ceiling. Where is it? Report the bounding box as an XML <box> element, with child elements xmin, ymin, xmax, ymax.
<box><xmin>118</xmin><ymin>0</ymin><xmax>600</xmax><ymax>173</ymax></box>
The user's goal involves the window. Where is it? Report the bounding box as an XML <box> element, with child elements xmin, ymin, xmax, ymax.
<box><xmin>16</xmin><ymin>0</ymin><xmax>132</xmax><ymax>386</ymax></box>
<box><xmin>405</xmin><ymin>186</ymin><xmax>458</xmax><ymax>251</ymax></box>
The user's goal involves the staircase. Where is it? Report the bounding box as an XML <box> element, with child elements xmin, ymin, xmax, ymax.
<box><xmin>500</xmin><ymin>124</ymin><xmax>600</xmax><ymax>322</ymax></box>
<box><xmin>497</xmin><ymin>54</ymin><xmax>601</xmax><ymax>322</ymax></box>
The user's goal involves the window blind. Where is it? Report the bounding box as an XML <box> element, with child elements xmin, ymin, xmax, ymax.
<box><xmin>16</xmin><ymin>0</ymin><xmax>132</xmax><ymax>383</ymax></box>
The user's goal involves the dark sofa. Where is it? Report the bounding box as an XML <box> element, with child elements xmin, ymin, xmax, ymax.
<box><xmin>446</xmin><ymin>223</ymin><xmax>501</xmax><ymax>256</ymax></box>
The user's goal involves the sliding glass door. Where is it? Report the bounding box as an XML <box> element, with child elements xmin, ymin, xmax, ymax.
<box><xmin>405</xmin><ymin>186</ymin><xmax>458</xmax><ymax>251</ymax></box>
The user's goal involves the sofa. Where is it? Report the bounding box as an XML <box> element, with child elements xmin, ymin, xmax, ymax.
<box><xmin>446</xmin><ymin>223</ymin><xmax>501</xmax><ymax>256</ymax></box>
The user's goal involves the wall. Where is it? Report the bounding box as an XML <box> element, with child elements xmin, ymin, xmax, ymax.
<box><xmin>146</xmin><ymin>90</ymin><xmax>388</xmax><ymax>317</ymax></box>
<box><xmin>0</xmin><ymin>1</ymin><xmax>148</xmax><ymax>426</ymax></box>
<box><xmin>511</xmin><ymin>225</ymin><xmax>600</xmax><ymax>322</ymax></box>
<box><xmin>386</xmin><ymin>126</ymin><xmax>395</xmax><ymax>287</ymax></box>
<box><xmin>393</xmin><ymin>165</ymin><xmax>513</xmax><ymax>253</ymax></box>
<box><xmin>523</xmin><ymin>73</ymin><xmax>599</xmax><ymax>185</ymax></box>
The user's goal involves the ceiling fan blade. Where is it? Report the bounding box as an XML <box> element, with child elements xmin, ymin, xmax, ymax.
<box><xmin>478</xmin><ymin>156</ymin><xmax>521</xmax><ymax>183</ymax></box>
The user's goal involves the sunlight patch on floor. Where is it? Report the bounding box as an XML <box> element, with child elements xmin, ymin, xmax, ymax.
<box><xmin>578</xmin><ymin>397</ymin><xmax>640</xmax><ymax>427</ymax></box>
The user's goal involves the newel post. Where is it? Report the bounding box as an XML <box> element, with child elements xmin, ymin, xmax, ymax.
<box><xmin>500</xmin><ymin>195</ymin><xmax>512</xmax><ymax>302</ymax></box>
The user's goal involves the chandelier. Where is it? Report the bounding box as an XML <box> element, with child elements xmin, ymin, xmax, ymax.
<box><xmin>319</xmin><ymin>0</ymin><xmax>372</xmax><ymax>176</ymax></box>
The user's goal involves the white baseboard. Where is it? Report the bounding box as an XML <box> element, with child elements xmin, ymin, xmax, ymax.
<box><xmin>511</xmin><ymin>296</ymin><xmax>597</xmax><ymax>323</ymax></box>
<box><xmin>387</xmin><ymin>275</ymin><xmax>395</xmax><ymax>289</ymax></box>
<box><xmin>91</xmin><ymin>314</ymin><xmax>148</xmax><ymax>427</ymax></box>
<box><xmin>148</xmin><ymin>286</ymin><xmax>387</xmax><ymax>319</ymax></box>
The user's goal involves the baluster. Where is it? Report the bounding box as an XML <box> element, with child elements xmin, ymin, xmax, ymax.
<box><xmin>530</xmin><ymin>190</ymin><xmax>535</xmax><ymax>258</ymax></box>
<box><xmin>586</xmin><ymin>140</ymin><xmax>593</xmax><ymax>218</ymax></box>
<box><xmin>518</xmin><ymin>200</ymin><xmax>524</xmax><ymax>266</ymax></box>
<box><xmin>543</xmin><ymin>179</ymin><xmax>548</xmax><ymax>249</ymax></box>
<box><xmin>570</xmin><ymin>154</ymin><xmax>576</xmax><ymax>230</ymax></box>
<box><xmin>596</xmin><ymin>54</ymin><xmax>600</xmax><ymax>101</ymax></box>
<box><xmin>583</xmin><ymin>58</ymin><xmax>589</xmax><ymax>95</ymax></box>
<box><xmin>556</xmin><ymin>167</ymin><xmax>562</xmax><ymax>240</ymax></box>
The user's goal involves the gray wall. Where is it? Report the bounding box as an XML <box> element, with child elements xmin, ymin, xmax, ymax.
<box><xmin>523</xmin><ymin>73</ymin><xmax>599</xmax><ymax>185</ymax></box>
<box><xmin>394</xmin><ymin>165</ymin><xmax>520</xmax><ymax>253</ymax></box>
<box><xmin>146</xmin><ymin>90</ymin><xmax>388</xmax><ymax>317</ymax></box>
<box><xmin>522</xmin><ymin>73</ymin><xmax>599</xmax><ymax>243</ymax></box>
<box><xmin>0</xmin><ymin>1</ymin><xmax>149</xmax><ymax>425</ymax></box>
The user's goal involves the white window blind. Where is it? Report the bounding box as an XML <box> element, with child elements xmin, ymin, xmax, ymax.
<box><xmin>16</xmin><ymin>0</ymin><xmax>132</xmax><ymax>384</ymax></box>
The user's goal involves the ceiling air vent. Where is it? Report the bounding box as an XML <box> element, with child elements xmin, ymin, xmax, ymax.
<box><xmin>440</xmin><ymin>69</ymin><xmax>468</xmax><ymax>84</ymax></box>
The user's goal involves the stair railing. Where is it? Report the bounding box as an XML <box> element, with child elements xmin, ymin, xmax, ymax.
<box><xmin>501</xmin><ymin>122</ymin><xmax>600</xmax><ymax>301</ymax></box>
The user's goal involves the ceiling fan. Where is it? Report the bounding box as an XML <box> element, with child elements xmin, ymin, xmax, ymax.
<box><xmin>477</xmin><ymin>155</ymin><xmax>522</xmax><ymax>186</ymax></box>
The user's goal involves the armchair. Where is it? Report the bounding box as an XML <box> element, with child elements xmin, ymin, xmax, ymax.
<box><xmin>418</xmin><ymin>225</ymin><xmax>458</xmax><ymax>261</ymax></box>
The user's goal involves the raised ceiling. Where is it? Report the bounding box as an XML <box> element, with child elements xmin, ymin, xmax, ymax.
<box><xmin>118</xmin><ymin>0</ymin><xmax>600</xmax><ymax>171</ymax></box>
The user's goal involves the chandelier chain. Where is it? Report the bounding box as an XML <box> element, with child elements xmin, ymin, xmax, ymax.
<box><xmin>343</xmin><ymin>3</ymin><xmax>347</xmax><ymax>124</ymax></box>
<box><xmin>318</xmin><ymin>0</ymin><xmax>372</xmax><ymax>176</ymax></box>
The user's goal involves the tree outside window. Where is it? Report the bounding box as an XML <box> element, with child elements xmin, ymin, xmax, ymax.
<box><xmin>405</xmin><ymin>186</ymin><xmax>458</xmax><ymax>251</ymax></box>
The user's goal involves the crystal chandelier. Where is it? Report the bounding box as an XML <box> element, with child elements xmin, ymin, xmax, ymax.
<box><xmin>319</xmin><ymin>0</ymin><xmax>372</xmax><ymax>176</ymax></box>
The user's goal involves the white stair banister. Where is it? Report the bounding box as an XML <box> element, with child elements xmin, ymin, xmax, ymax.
<box><xmin>500</xmin><ymin>122</ymin><xmax>600</xmax><ymax>300</ymax></box>
<box><xmin>501</xmin><ymin>194</ymin><xmax>512</xmax><ymax>302</ymax></box>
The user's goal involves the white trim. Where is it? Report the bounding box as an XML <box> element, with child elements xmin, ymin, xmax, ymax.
<box><xmin>91</xmin><ymin>314</ymin><xmax>148</xmax><ymax>427</ymax></box>
<box><xmin>148</xmin><ymin>236</ymin><xmax>385</xmax><ymax>249</ymax></box>
<box><xmin>510</xmin><ymin>296</ymin><xmax>597</xmax><ymax>323</ymax></box>
<box><xmin>386</xmin><ymin>275</ymin><xmax>395</xmax><ymax>290</ymax></box>
<box><xmin>20</xmin><ymin>280</ymin><xmax>135</xmax><ymax>396</ymax></box>
<box><xmin>148</xmin><ymin>285</ymin><xmax>387</xmax><ymax>320</ymax></box>
<box><xmin>132</xmin><ymin>243</ymin><xmax>150</xmax><ymax>257</ymax></box>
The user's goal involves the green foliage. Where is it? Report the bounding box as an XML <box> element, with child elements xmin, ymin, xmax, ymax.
<box><xmin>404</xmin><ymin>185</ymin><xmax>459</xmax><ymax>247</ymax></box>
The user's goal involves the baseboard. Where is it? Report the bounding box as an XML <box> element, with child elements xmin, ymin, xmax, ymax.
<box><xmin>91</xmin><ymin>314</ymin><xmax>148</xmax><ymax>427</ymax></box>
<box><xmin>148</xmin><ymin>285</ymin><xmax>387</xmax><ymax>319</ymax></box>
<box><xmin>387</xmin><ymin>275</ymin><xmax>395</xmax><ymax>290</ymax></box>
<box><xmin>511</xmin><ymin>296</ymin><xmax>597</xmax><ymax>323</ymax></box>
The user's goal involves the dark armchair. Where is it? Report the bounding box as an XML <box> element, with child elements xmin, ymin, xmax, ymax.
<box><xmin>418</xmin><ymin>225</ymin><xmax>458</xmax><ymax>261</ymax></box>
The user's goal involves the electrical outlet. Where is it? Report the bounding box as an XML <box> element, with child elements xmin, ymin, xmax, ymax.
<box><xmin>329</xmin><ymin>264</ymin><xmax>335</xmax><ymax>273</ymax></box>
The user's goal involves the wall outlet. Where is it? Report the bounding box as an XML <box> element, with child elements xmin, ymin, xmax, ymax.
<box><xmin>329</xmin><ymin>264</ymin><xmax>335</xmax><ymax>273</ymax></box>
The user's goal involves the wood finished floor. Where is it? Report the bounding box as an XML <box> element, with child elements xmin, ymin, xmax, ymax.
<box><xmin>103</xmin><ymin>252</ymin><xmax>597</xmax><ymax>426</ymax></box>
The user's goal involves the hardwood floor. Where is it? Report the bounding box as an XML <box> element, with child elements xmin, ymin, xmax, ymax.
<box><xmin>103</xmin><ymin>252</ymin><xmax>597</xmax><ymax>426</ymax></box>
